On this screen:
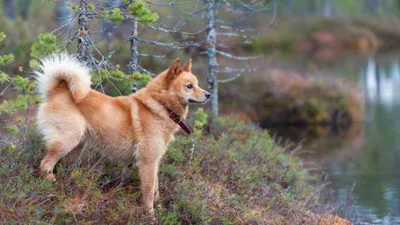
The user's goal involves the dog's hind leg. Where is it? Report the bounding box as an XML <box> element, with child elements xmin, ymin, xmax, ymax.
<box><xmin>40</xmin><ymin>136</ymin><xmax>83</xmax><ymax>181</ymax></box>
<box><xmin>38</xmin><ymin>100</ymin><xmax>86</xmax><ymax>181</ymax></box>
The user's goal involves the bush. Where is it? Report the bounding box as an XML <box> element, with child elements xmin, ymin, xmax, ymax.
<box><xmin>219</xmin><ymin>69</ymin><xmax>363</xmax><ymax>128</ymax></box>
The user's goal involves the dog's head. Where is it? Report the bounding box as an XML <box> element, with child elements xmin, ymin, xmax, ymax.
<box><xmin>164</xmin><ymin>58</ymin><xmax>211</xmax><ymax>105</ymax></box>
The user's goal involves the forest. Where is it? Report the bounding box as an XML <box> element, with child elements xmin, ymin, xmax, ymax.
<box><xmin>2</xmin><ymin>0</ymin><xmax>400</xmax><ymax>224</ymax></box>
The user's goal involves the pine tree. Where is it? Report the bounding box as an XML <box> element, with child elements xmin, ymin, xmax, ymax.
<box><xmin>0</xmin><ymin>32</ymin><xmax>41</xmax><ymax>146</ymax></box>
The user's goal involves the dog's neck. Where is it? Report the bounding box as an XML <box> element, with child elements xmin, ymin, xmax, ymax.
<box><xmin>151</xmin><ymin>90</ymin><xmax>188</xmax><ymax>118</ymax></box>
<box><xmin>145</xmin><ymin>72</ymin><xmax>188</xmax><ymax>118</ymax></box>
<box><xmin>134</xmin><ymin>83</ymin><xmax>188</xmax><ymax>119</ymax></box>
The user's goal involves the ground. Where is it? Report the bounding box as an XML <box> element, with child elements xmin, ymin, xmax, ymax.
<box><xmin>0</xmin><ymin>115</ymin><xmax>351</xmax><ymax>224</ymax></box>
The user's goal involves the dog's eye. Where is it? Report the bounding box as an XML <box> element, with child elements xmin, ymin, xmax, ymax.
<box><xmin>186</xmin><ymin>84</ymin><xmax>193</xmax><ymax>89</ymax></box>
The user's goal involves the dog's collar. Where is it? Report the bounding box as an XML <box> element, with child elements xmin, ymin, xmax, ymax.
<box><xmin>167</xmin><ymin>110</ymin><xmax>191</xmax><ymax>135</ymax></box>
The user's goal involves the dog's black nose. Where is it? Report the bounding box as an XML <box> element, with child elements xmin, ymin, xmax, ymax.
<box><xmin>205</xmin><ymin>93</ymin><xmax>211</xmax><ymax>99</ymax></box>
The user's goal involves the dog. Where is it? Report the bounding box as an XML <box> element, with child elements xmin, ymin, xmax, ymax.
<box><xmin>35</xmin><ymin>54</ymin><xmax>210</xmax><ymax>216</ymax></box>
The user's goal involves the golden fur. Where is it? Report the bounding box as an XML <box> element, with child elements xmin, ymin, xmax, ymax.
<box><xmin>36</xmin><ymin>55</ymin><xmax>210</xmax><ymax>215</ymax></box>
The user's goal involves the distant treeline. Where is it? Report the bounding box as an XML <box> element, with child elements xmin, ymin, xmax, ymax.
<box><xmin>278</xmin><ymin>0</ymin><xmax>400</xmax><ymax>17</ymax></box>
<box><xmin>3</xmin><ymin>0</ymin><xmax>400</xmax><ymax>22</ymax></box>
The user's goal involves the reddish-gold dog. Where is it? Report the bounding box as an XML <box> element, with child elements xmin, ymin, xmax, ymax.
<box><xmin>36</xmin><ymin>55</ymin><xmax>210</xmax><ymax>215</ymax></box>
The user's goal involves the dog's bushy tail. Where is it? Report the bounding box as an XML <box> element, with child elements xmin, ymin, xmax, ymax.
<box><xmin>35</xmin><ymin>54</ymin><xmax>91</xmax><ymax>103</ymax></box>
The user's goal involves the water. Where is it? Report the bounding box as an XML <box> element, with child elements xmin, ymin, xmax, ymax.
<box><xmin>272</xmin><ymin>56</ymin><xmax>400</xmax><ymax>224</ymax></box>
<box><xmin>337</xmin><ymin>58</ymin><xmax>400</xmax><ymax>224</ymax></box>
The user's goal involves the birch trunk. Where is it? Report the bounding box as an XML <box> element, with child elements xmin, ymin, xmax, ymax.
<box><xmin>129</xmin><ymin>19</ymin><xmax>139</xmax><ymax>74</ymax></box>
<box><xmin>129</xmin><ymin>19</ymin><xmax>139</xmax><ymax>92</ymax></box>
<box><xmin>205</xmin><ymin>0</ymin><xmax>218</xmax><ymax>123</ymax></box>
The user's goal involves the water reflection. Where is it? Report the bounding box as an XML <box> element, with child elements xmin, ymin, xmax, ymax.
<box><xmin>336</xmin><ymin>58</ymin><xmax>400</xmax><ymax>224</ymax></box>
<box><xmin>363</xmin><ymin>58</ymin><xmax>400</xmax><ymax>107</ymax></box>
<box><xmin>271</xmin><ymin>57</ymin><xmax>400</xmax><ymax>224</ymax></box>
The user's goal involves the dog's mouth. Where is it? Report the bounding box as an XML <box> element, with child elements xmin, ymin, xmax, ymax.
<box><xmin>188</xmin><ymin>99</ymin><xmax>208</xmax><ymax>104</ymax></box>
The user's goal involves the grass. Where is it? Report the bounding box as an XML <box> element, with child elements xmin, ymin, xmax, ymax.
<box><xmin>0</xmin><ymin>116</ymin><xmax>349</xmax><ymax>224</ymax></box>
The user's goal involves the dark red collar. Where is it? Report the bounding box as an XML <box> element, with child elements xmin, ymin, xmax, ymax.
<box><xmin>167</xmin><ymin>110</ymin><xmax>191</xmax><ymax>135</ymax></box>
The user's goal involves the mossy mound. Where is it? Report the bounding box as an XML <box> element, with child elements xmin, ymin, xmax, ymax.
<box><xmin>0</xmin><ymin>116</ymin><xmax>349</xmax><ymax>224</ymax></box>
<box><xmin>220</xmin><ymin>69</ymin><xmax>363</xmax><ymax>128</ymax></box>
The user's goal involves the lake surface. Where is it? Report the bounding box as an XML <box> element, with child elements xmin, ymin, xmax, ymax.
<box><xmin>271</xmin><ymin>56</ymin><xmax>400</xmax><ymax>225</ymax></box>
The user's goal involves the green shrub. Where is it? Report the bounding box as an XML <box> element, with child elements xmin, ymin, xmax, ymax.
<box><xmin>0</xmin><ymin>32</ymin><xmax>47</xmax><ymax>144</ymax></box>
<box><xmin>30</xmin><ymin>33</ymin><xmax>59</xmax><ymax>58</ymax></box>
<box><xmin>127</xmin><ymin>0</ymin><xmax>159</xmax><ymax>24</ymax></box>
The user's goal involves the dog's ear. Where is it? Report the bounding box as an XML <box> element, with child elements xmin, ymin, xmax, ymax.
<box><xmin>182</xmin><ymin>58</ymin><xmax>192</xmax><ymax>72</ymax></box>
<box><xmin>166</xmin><ymin>58</ymin><xmax>182</xmax><ymax>85</ymax></box>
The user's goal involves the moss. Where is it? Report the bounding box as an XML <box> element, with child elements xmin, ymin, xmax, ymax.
<box><xmin>302</xmin><ymin>98</ymin><xmax>329</xmax><ymax>123</ymax></box>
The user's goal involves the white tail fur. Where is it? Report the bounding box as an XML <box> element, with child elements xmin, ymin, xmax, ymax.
<box><xmin>35</xmin><ymin>54</ymin><xmax>92</xmax><ymax>102</ymax></box>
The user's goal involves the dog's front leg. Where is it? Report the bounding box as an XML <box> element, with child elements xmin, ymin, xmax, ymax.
<box><xmin>154</xmin><ymin>169</ymin><xmax>160</xmax><ymax>203</ymax></box>
<box><xmin>137</xmin><ymin>160</ymin><xmax>158</xmax><ymax>217</ymax></box>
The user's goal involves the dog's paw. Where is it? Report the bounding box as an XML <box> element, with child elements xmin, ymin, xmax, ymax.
<box><xmin>43</xmin><ymin>171</ymin><xmax>56</xmax><ymax>182</ymax></box>
<box><xmin>145</xmin><ymin>208</ymin><xmax>157</xmax><ymax>224</ymax></box>
<box><xmin>148</xmin><ymin>215</ymin><xmax>157</xmax><ymax>224</ymax></box>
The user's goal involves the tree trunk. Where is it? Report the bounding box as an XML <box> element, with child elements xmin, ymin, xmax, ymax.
<box><xmin>3</xmin><ymin>0</ymin><xmax>15</xmax><ymax>19</ymax></box>
<box><xmin>285</xmin><ymin>0</ymin><xmax>293</xmax><ymax>14</ymax></box>
<box><xmin>384</xmin><ymin>0</ymin><xmax>390</xmax><ymax>14</ymax></box>
<box><xmin>364</xmin><ymin>0</ymin><xmax>376</xmax><ymax>14</ymax></box>
<box><xmin>205</xmin><ymin>0</ymin><xmax>218</xmax><ymax>124</ymax></box>
<box><xmin>77</xmin><ymin>0</ymin><xmax>89</xmax><ymax>63</ymax></box>
<box><xmin>129</xmin><ymin>19</ymin><xmax>139</xmax><ymax>74</ymax></box>
<box><xmin>323</xmin><ymin>0</ymin><xmax>333</xmax><ymax>17</ymax></box>
<box><xmin>20</xmin><ymin>0</ymin><xmax>31</xmax><ymax>20</ymax></box>
<box><xmin>129</xmin><ymin>19</ymin><xmax>140</xmax><ymax>92</ymax></box>
<box><xmin>54</xmin><ymin>0</ymin><xmax>73</xmax><ymax>31</ymax></box>
<box><xmin>375</xmin><ymin>0</ymin><xmax>383</xmax><ymax>10</ymax></box>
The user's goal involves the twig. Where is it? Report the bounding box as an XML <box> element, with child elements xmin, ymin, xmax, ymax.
<box><xmin>216</xmin><ymin>50</ymin><xmax>260</xmax><ymax>60</ymax></box>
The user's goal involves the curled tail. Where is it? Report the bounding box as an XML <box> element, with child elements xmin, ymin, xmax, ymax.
<box><xmin>35</xmin><ymin>54</ymin><xmax>92</xmax><ymax>103</ymax></box>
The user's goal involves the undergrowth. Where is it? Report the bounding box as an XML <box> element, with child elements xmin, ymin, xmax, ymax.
<box><xmin>0</xmin><ymin>114</ymin><xmax>335</xmax><ymax>225</ymax></box>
